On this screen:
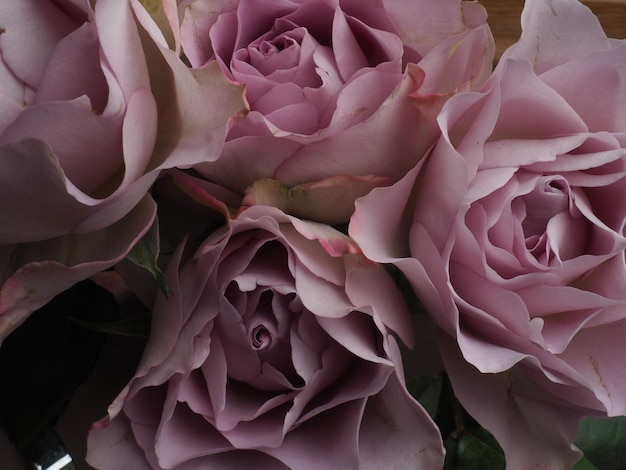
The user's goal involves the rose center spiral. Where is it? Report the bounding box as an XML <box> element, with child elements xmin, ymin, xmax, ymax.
<box><xmin>250</xmin><ymin>324</ymin><xmax>272</xmax><ymax>350</ymax></box>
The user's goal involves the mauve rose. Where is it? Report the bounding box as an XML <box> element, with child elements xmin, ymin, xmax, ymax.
<box><xmin>351</xmin><ymin>0</ymin><xmax>626</xmax><ymax>467</ymax></box>
<box><xmin>176</xmin><ymin>0</ymin><xmax>493</xmax><ymax>223</ymax></box>
<box><xmin>86</xmin><ymin>204</ymin><xmax>444</xmax><ymax>469</ymax></box>
<box><xmin>0</xmin><ymin>0</ymin><xmax>245</xmax><ymax>340</ymax></box>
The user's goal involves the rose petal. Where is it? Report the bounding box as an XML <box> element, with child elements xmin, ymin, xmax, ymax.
<box><xmin>501</xmin><ymin>0</ymin><xmax>611</xmax><ymax>74</ymax></box>
<box><xmin>0</xmin><ymin>139</ymin><xmax>92</xmax><ymax>243</ymax></box>
<box><xmin>86</xmin><ymin>414</ymin><xmax>153</xmax><ymax>470</ymax></box>
<box><xmin>0</xmin><ymin>196</ymin><xmax>156</xmax><ymax>342</ymax></box>
<box><xmin>262</xmin><ymin>400</ymin><xmax>364</xmax><ymax>470</ymax></box>
<box><xmin>94</xmin><ymin>0</ymin><xmax>150</xmax><ymax>99</ymax></box>
<box><xmin>274</xmin><ymin>65</ymin><xmax>429</xmax><ymax>185</ymax></box>
<box><xmin>0</xmin><ymin>0</ymin><xmax>78</xmax><ymax>90</ymax></box>
<box><xmin>0</xmin><ymin>96</ymin><xmax>124</xmax><ymax>195</ymax></box>
<box><xmin>34</xmin><ymin>22</ymin><xmax>108</xmax><ymax>111</ymax></box>
<box><xmin>440</xmin><ymin>333</ymin><xmax>585</xmax><ymax>470</ymax></box>
<box><xmin>359</xmin><ymin>369</ymin><xmax>444</xmax><ymax>469</ymax></box>
<box><xmin>559</xmin><ymin>318</ymin><xmax>626</xmax><ymax>415</ymax></box>
<box><xmin>381</xmin><ymin>0</ymin><xmax>488</xmax><ymax>58</ymax></box>
<box><xmin>540</xmin><ymin>44</ymin><xmax>626</xmax><ymax>133</ymax></box>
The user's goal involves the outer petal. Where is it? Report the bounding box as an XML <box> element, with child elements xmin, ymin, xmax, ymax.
<box><xmin>381</xmin><ymin>0</ymin><xmax>488</xmax><ymax>58</ymax></box>
<box><xmin>0</xmin><ymin>97</ymin><xmax>125</xmax><ymax>195</ymax></box>
<box><xmin>0</xmin><ymin>196</ymin><xmax>156</xmax><ymax>342</ymax></box>
<box><xmin>439</xmin><ymin>333</ymin><xmax>585</xmax><ymax>470</ymax></box>
<box><xmin>274</xmin><ymin>65</ymin><xmax>429</xmax><ymax>185</ymax></box>
<box><xmin>141</xmin><ymin>53</ymin><xmax>248</xmax><ymax>171</ymax></box>
<box><xmin>345</xmin><ymin>260</ymin><xmax>413</xmax><ymax>347</ymax></box>
<box><xmin>359</xmin><ymin>370</ymin><xmax>444</xmax><ymax>469</ymax></box>
<box><xmin>94</xmin><ymin>0</ymin><xmax>151</xmax><ymax>100</ymax></box>
<box><xmin>87</xmin><ymin>414</ymin><xmax>153</xmax><ymax>470</ymax></box>
<box><xmin>500</xmin><ymin>0</ymin><xmax>611</xmax><ymax>74</ymax></box>
<box><xmin>0</xmin><ymin>139</ymin><xmax>94</xmax><ymax>243</ymax></box>
<box><xmin>415</xmin><ymin>23</ymin><xmax>494</xmax><ymax>96</ymax></box>
<box><xmin>261</xmin><ymin>400</ymin><xmax>365</xmax><ymax>470</ymax></box>
<box><xmin>0</xmin><ymin>0</ymin><xmax>78</xmax><ymax>90</ymax></box>
<box><xmin>540</xmin><ymin>43</ymin><xmax>626</xmax><ymax>133</ymax></box>
<box><xmin>558</xmin><ymin>317</ymin><xmax>626</xmax><ymax>416</ymax></box>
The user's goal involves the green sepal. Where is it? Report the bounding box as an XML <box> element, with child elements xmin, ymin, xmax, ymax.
<box><xmin>572</xmin><ymin>456</ymin><xmax>599</xmax><ymax>470</ymax></box>
<box><xmin>127</xmin><ymin>216</ymin><xmax>172</xmax><ymax>297</ymax></box>
<box><xmin>444</xmin><ymin>428</ymin><xmax>505</xmax><ymax>470</ymax></box>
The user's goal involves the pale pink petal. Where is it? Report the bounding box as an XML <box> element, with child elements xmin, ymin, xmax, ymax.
<box><xmin>180</xmin><ymin>0</ymin><xmax>222</xmax><ymax>66</ymax></box>
<box><xmin>0</xmin><ymin>97</ymin><xmax>124</xmax><ymax>194</ymax></box>
<box><xmin>34</xmin><ymin>22</ymin><xmax>108</xmax><ymax>111</ymax></box>
<box><xmin>196</xmin><ymin>130</ymin><xmax>303</xmax><ymax>194</ymax></box>
<box><xmin>94</xmin><ymin>0</ymin><xmax>150</xmax><ymax>99</ymax></box>
<box><xmin>359</xmin><ymin>370</ymin><xmax>444</xmax><ymax>469</ymax></box>
<box><xmin>415</xmin><ymin>24</ymin><xmax>494</xmax><ymax>95</ymax></box>
<box><xmin>439</xmin><ymin>333</ymin><xmax>585</xmax><ymax>470</ymax></box>
<box><xmin>540</xmin><ymin>44</ymin><xmax>626</xmax><ymax>133</ymax></box>
<box><xmin>345</xmin><ymin>261</ymin><xmax>413</xmax><ymax>347</ymax></box>
<box><xmin>559</xmin><ymin>319</ymin><xmax>626</xmax><ymax>416</ymax></box>
<box><xmin>119</xmin><ymin>88</ymin><xmax>158</xmax><ymax>187</ymax></box>
<box><xmin>274</xmin><ymin>66</ymin><xmax>430</xmax><ymax>185</ymax></box>
<box><xmin>501</xmin><ymin>0</ymin><xmax>611</xmax><ymax>74</ymax></box>
<box><xmin>381</xmin><ymin>0</ymin><xmax>488</xmax><ymax>58</ymax></box>
<box><xmin>86</xmin><ymin>414</ymin><xmax>153</xmax><ymax>470</ymax></box>
<box><xmin>0</xmin><ymin>0</ymin><xmax>77</xmax><ymax>89</ymax></box>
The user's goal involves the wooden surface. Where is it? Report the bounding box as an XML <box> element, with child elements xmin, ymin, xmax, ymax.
<box><xmin>481</xmin><ymin>0</ymin><xmax>626</xmax><ymax>58</ymax></box>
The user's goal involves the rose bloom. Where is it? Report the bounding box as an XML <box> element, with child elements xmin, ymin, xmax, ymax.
<box><xmin>351</xmin><ymin>0</ymin><xmax>626</xmax><ymax>467</ymax></box>
<box><xmin>0</xmin><ymin>0</ymin><xmax>245</xmax><ymax>340</ymax></box>
<box><xmin>175</xmin><ymin>0</ymin><xmax>493</xmax><ymax>223</ymax></box>
<box><xmin>86</xmin><ymin>204</ymin><xmax>443</xmax><ymax>469</ymax></box>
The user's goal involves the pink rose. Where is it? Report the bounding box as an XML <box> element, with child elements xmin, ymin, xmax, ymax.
<box><xmin>86</xmin><ymin>204</ymin><xmax>443</xmax><ymax>469</ymax></box>
<box><xmin>351</xmin><ymin>0</ymin><xmax>626</xmax><ymax>466</ymax></box>
<box><xmin>178</xmin><ymin>0</ymin><xmax>493</xmax><ymax>222</ymax></box>
<box><xmin>0</xmin><ymin>0</ymin><xmax>246</xmax><ymax>340</ymax></box>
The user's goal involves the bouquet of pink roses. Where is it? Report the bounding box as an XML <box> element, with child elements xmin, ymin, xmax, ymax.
<box><xmin>1</xmin><ymin>0</ymin><xmax>625</xmax><ymax>468</ymax></box>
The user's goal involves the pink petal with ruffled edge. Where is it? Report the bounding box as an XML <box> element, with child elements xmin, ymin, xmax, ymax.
<box><xmin>501</xmin><ymin>0</ymin><xmax>611</xmax><ymax>74</ymax></box>
<box><xmin>381</xmin><ymin>0</ymin><xmax>488</xmax><ymax>58</ymax></box>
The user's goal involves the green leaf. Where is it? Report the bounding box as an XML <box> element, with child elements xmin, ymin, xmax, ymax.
<box><xmin>407</xmin><ymin>374</ymin><xmax>443</xmax><ymax>419</ymax></box>
<box><xmin>450</xmin><ymin>429</ymin><xmax>505</xmax><ymax>470</ymax></box>
<box><xmin>0</xmin><ymin>280</ymin><xmax>117</xmax><ymax>455</ymax></box>
<box><xmin>572</xmin><ymin>456</ymin><xmax>599</xmax><ymax>470</ymax></box>
<box><xmin>574</xmin><ymin>416</ymin><xmax>626</xmax><ymax>470</ymax></box>
<box><xmin>443</xmin><ymin>435</ymin><xmax>459</xmax><ymax>470</ymax></box>
<box><xmin>127</xmin><ymin>216</ymin><xmax>172</xmax><ymax>297</ymax></box>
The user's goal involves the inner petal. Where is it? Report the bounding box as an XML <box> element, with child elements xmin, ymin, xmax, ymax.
<box><xmin>250</xmin><ymin>324</ymin><xmax>272</xmax><ymax>350</ymax></box>
<box><xmin>521</xmin><ymin>176</ymin><xmax>571</xmax><ymax>237</ymax></box>
<box><xmin>518</xmin><ymin>175</ymin><xmax>591</xmax><ymax>266</ymax></box>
